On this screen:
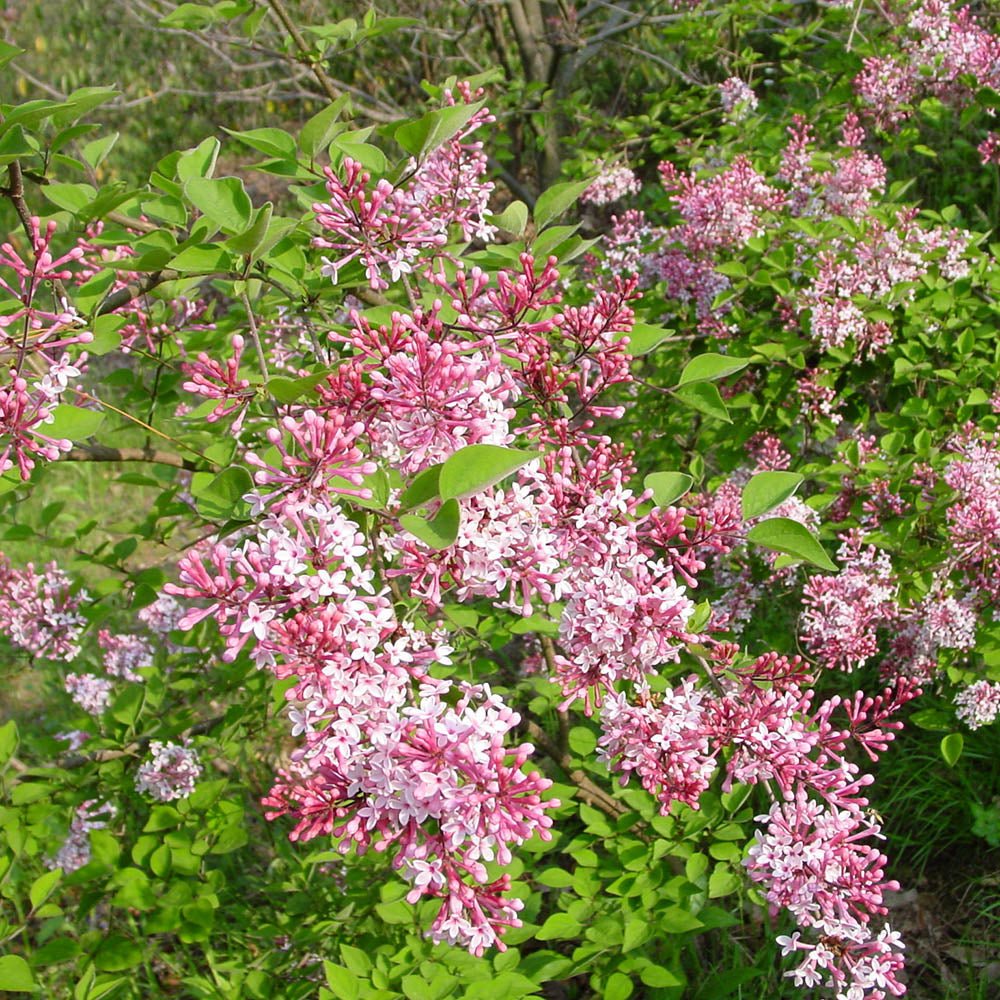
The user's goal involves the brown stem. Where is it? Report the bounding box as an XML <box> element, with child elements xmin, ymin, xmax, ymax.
<box><xmin>97</xmin><ymin>269</ymin><xmax>181</xmax><ymax>315</ymax></box>
<box><xmin>265</xmin><ymin>0</ymin><xmax>342</xmax><ymax>105</ymax></box>
<box><xmin>63</xmin><ymin>444</ymin><xmax>204</xmax><ymax>471</ymax></box>
<box><xmin>523</xmin><ymin>717</ymin><xmax>628</xmax><ymax>819</ymax></box>
<box><xmin>3</xmin><ymin>161</ymin><xmax>34</xmax><ymax>235</ymax></box>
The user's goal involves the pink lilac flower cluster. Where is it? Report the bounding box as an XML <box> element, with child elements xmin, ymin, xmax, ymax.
<box><xmin>780</xmin><ymin>116</ymin><xmax>887</xmax><ymax>221</ymax></box>
<box><xmin>98</xmin><ymin>629</ymin><xmax>154</xmax><ymax>682</ymax></box>
<box><xmin>954</xmin><ymin>680</ymin><xmax>1000</xmax><ymax>730</ymax></box>
<box><xmin>398</xmin><ymin>83</ymin><xmax>498</xmax><ymax>243</ymax></box>
<box><xmin>598</xmin><ymin>652</ymin><xmax>916</xmax><ymax>999</ymax></box>
<box><xmin>795</xmin><ymin>368</ymin><xmax>844</xmax><ymax>427</ymax></box>
<box><xmin>182</xmin><ymin>333</ymin><xmax>256</xmax><ymax>435</ymax></box>
<box><xmin>313</xmin><ymin>87</ymin><xmax>496</xmax><ymax>290</ymax></box>
<box><xmin>801</xmin><ymin>535</ymin><xmax>898</xmax><ymax>672</ymax></box>
<box><xmin>0</xmin><ymin>214</ymin><xmax>214</xmax><ymax>480</ymax></box>
<box><xmin>980</xmin><ymin>134</ymin><xmax>1000</xmax><ymax>167</ymax></box>
<box><xmin>64</xmin><ymin>672</ymin><xmax>114</xmax><ymax>716</ymax></box>
<box><xmin>883</xmin><ymin>589</ymin><xmax>977</xmax><ymax>679</ymax></box>
<box><xmin>800</xmin><ymin>207</ymin><xmax>969</xmax><ymax>357</ymax></box>
<box><xmin>854</xmin><ymin>0</ymin><xmax>1000</xmax><ymax>128</ymax></box>
<box><xmin>652</xmin><ymin>156</ymin><xmax>783</xmax><ymax>333</ymax></box>
<box><xmin>642</xmin><ymin>117</ymin><xmax>969</xmax><ymax>358</ymax></box>
<box><xmin>166</xmin><ymin>148</ymin><xmax>709</xmax><ymax>951</ymax></box>
<box><xmin>718</xmin><ymin>77</ymin><xmax>758</xmax><ymax>121</ymax></box>
<box><xmin>942</xmin><ymin>431</ymin><xmax>1000</xmax><ymax>604</ymax></box>
<box><xmin>135</xmin><ymin>741</ymin><xmax>202</xmax><ymax>802</ymax></box>
<box><xmin>137</xmin><ymin>594</ymin><xmax>186</xmax><ymax>634</ymax></box>
<box><xmin>0</xmin><ymin>555</ymin><xmax>88</xmax><ymax>660</ymax></box>
<box><xmin>581</xmin><ymin>163</ymin><xmax>642</xmax><ymax>206</ymax></box>
<box><xmin>0</xmin><ymin>218</ymin><xmax>92</xmax><ymax>479</ymax></box>
<box><xmin>49</xmin><ymin>800</ymin><xmax>116</xmax><ymax>873</ymax></box>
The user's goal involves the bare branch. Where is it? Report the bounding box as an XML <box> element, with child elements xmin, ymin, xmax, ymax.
<box><xmin>63</xmin><ymin>444</ymin><xmax>204</xmax><ymax>471</ymax></box>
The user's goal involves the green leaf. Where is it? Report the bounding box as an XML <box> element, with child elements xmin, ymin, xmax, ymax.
<box><xmin>323</xmin><ymin>962</ymin><xmax>359</xmax><ymax>1000</ymax></box>
<box><xmin>623</xmin><ymin>913</ymin><xmax>651</xmax><ymax>952</ymax></box>
<box><xmin>110</xmin><ymin>684</ymin><xmax>144</xmax><ymax>727</ymax></box>
<box><xmin>300</xmin><ymin>96</ymin><xmax>352</xmax><ymax>158</ymax></box>
<box><xmin>44</xmin><ymin>404</ymin><xmax>104</xmax><ymax>441</ymax></box>
<box><xmin>222</xmin><ymin>126</ymin><xmax>296</xmax><ymax>160</ymax></box>
<box><xmin>708</xmin><ymin>868</ymin><xmax>741</xmax><ymax>898</ymax></box>
<box><xmin>568</xmin><ymin>726</ymin><xmax>597</xmax><ymax>757</ymax></box>
<box><xmin>605</xmin><ymin>973</ymin><xmax>633</xmax><ymax>1000</ymax></box>
<box><xmin>537</xmin><ymin>867</ymin><xmax>574</xmax><ymax>888</ymax></box>
<box><xmin>659</xmin><ymin>905</ymin><xmax>704</xmax><ymax>933</ymax></box>
<box><xmin>185</xmin><ymin>177</ymin><xmax>253</xmax><ymax>233</ymax></box>
<box><xmin>177</xmin><ymin>137</ymin><xmax>221</xmax><ymax>183</ymax></box>
<box><xmin>30</xmin><ymin>937</ymin><xmax>80</xmax><ymax>967</ymax></box>
<box><xmin>639</xmin><ymin>964</ymin><xmax>682</xmax><ymax>988</ymax></box>
<box><xmin>160</xmin><ymin>2</ymin><xmax>220</xmax><ymax>28</ymax></box>
<box><xmin>224</xmin><ymin>202</ymin><xmax>273</xmax><ymax>257</ymax></box>
<box><xmin>941</xmin><ymin>732</ymin><xmax>964</xmax><ymax>767</ymax></box>
<box><xmin>89</xmin><ymin>314</ymin><xmax>124</xmax><ymax>355</ymax></box>
<box><xmin>331</xmin><ymin>138</ymin><xmax>387</xmax><ymax>175</ymax></box>
<box><xmin>910</xmin><ymin>708</ymin><xmax>953</xmax><ymax>731</ymax></box>
<box><xmin>266</xmin><ymin>368</ymin><xmax>330</xmax><ymax>404</ymax></box>
<box><xmin>533</xmin><ymin>178</ymin><xmax>592</xmax><ymax>230</ymax></box>
<box><xmin>627</xmin><ymin>322</ymin><xmax>674</xmax><ymax>355</ymax></box>
<box><xmin>0</xmin><ymin>719</ymin><xmax>18</xmax><ymax>766</ymax></box>
<box><xmin>190</xmin><ymin>466</ymin><xmax>253</xmax><ymax>521</ymax></box>
<box><xmin>672</xmin><ymin>382</ymin><xmax>731</xmax><ymax>423</ymax></box>
<box><xmin>741</xmin><ymin>471</ymin><xmax>804</xmax><ymax>520</ymax></box>
<box><xmin>509</xmin><ymin>612</ymin><xmax>560</xmax><ymax>636</ymax></box>
<box><xmin>30</xmin><ymin>867</ymin><xmax>62</xmax><ymax>909</ymax></box>
<box><xmin>399</xmin><ymin>498</ymin><xmax>460</xmax><ymax>549</ymax></box>
<box><xmin>492</xmin><ymin>200</ymin><xmax>528</xmax><ymax>236</ymax></box>
<box><xmin>399</xmin><ymin>464</ymin><xmax>442</xmax><ymax>510</ymax></box>
<box><xmin>644</xmin><ymin>471</ymin><xmax>693</xmax><ymax>508</ymax></box>
<box><xmin>536</xmin><ymin>912</ymin><xmax>581</xmax><ymax>940</ymax></box>
<box><xmin>339</xmin><ymin>944</ymin><xmax>371</xmax><ymax>977</ymax></box>
<box><xmin>168</xmin><ymin>244</ymin><xmax>235</xmax><ymax>273</ymax></box>
<box><xmin>144</xmin><ymin>806</ymin><xmax>181</xmax><ymax>832</ymax></box>
<box><xmin>81</xmin><ymin>133</ymin><xmax>119</xmax><ymax>170</ymax></box>
<box><xmin>43</xmin><ymin>182</ymin><xmax>96</xmax><ymax>214</ymax></box>
<box><xmin>0</xmin><ymin>125</ymin><xmax>36</xmax><ymax>166</ymax></box>
<box><xmin>438</xmin><ymin>444</ymin><xmax>535</xmax><ymax>500</ymax></box>
<box><xmin>0</xmin><ymin>99</ymin><xmax>63</xmax><ymax>139</ymax></box>
<box><xmin>0</xmin><ymin>41</ymin><xmax>25</xmax><ymax>71</ymax></box>
<box><xmin>746</xmin><ymin>517</ymin><xmax>836</xmax><ymax>571</ymax></box>
<box><xmin>0</xmin><ymin>955</ymin><xmax>35</xmax><ymax>991</ymax></box>
<box><xmin>46</xmin><ymin>94</ymin><xmax>113</xmax><ymax>130</ymax></box>
<box><xmin>94</xmin><ymin>935</ymin><xmax>143</xmax><ymax>972</ymax></box>
<box><xmin>677</xmin><ymin>353</ymin><xmax>751</xmax><ymax>386</ymax></box>
<box><xmin>394</xmin><ymin>100</ymin><xmax>486</xmax><ymax>159</ymax></box>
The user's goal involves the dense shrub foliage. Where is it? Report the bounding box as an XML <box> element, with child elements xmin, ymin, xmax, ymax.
<box><xmin>1</xmin><ymin>2</ymin><xmax>1000</xmax><ymax>999</ymax></box>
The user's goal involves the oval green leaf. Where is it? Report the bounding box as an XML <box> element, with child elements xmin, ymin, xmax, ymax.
<box><xmin>533</xmin><ymin>178</ymin><xmax>592</xmax><ymax>231</ymax></box>
<box><xmin>644</xmin><ymin>471</ymin><xmax>694</xmax><ymax>508</ymax></box>
<box><xmin>941</xmin><ymin>732</ymin><xmax>964</xmax><ymax>767</ymax></box>
<box><xmin>0</xmin><ymin>955</ymin><xmax>35</xmax><ymax>992</ymax></box>
<box><xmin>741</xmin><ymin>471</ymin><xmax>804</xmax><ymax>520</ymax></box>
<box><xmin>185</xmin><ymin>177</ymin><xmax>253</xmax><ymax>234</ymax></box>
<box><xmin>45</xmin><ymin>404</ymin><xmax>104</xmax><ymax>441</ymax></box>
<box><xmin>745</xmin><ymin>517</ymin><xmax>836</xmax><ymax>571</ymax></box>
<box><xmin>438</xmin><ymin>445</ymin><xmax>535</xmax><ymax>501</ymax></box>
<box><xmin>672</xmin><ymin>381</ymin><xmax>731</xmax><ymax>423</ymax></box>
<box><xmin>399</xmin><ymin>498</ymin><xmax>460</xmax><ymax>550</ymax></box>
<box><xmin>677</xmin><ymin>353</ymin><xmax>751</xmax><ymax>386</ymax></box>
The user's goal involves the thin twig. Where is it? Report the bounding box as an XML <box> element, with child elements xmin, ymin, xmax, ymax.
<box><xmin>63</xmin><ymin>444</ymin><xmax>204</xmax><ymax>471</ymax></box>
